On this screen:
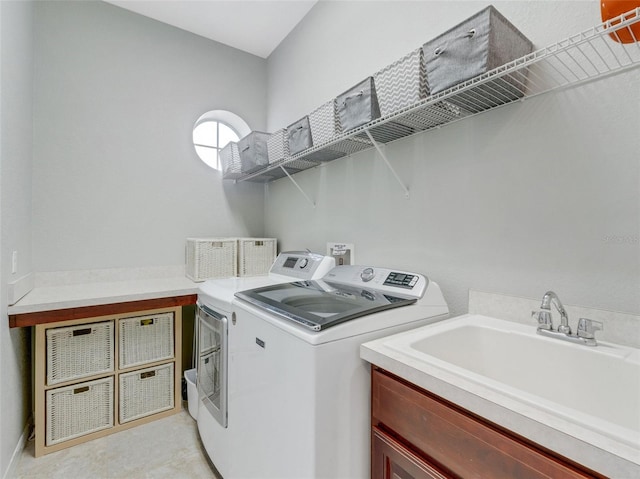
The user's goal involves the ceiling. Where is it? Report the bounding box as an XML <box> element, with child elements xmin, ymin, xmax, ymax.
<box><xmin>104</xmin><ymin>0</ymin><xmax>318</xmax><ymax>58</ymax></box>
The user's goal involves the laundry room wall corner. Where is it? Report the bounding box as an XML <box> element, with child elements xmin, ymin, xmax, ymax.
<box><xmin>264</xmin><ymin>1</ymin><xmax>640</xmax><ymax>317</ymax></box>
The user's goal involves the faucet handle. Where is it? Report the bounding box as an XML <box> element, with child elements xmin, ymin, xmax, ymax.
<box><xmin>532</xmin><ymin>308</ymin><xmax>553</xmax><ymax>330</ymax></box>
<box><xmin>577</xmin><ymin>318</ymin><xmax>603</xmax><ymax>340</ymax></box>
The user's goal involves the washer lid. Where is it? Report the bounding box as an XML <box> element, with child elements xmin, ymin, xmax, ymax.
<box><xmin>234</xmin><ymin>279</ymin><xmax>416</xmax><ymax>331</ymax></box>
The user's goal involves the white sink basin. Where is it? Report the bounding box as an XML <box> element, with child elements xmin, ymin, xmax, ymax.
<box><xmin>362</xmin><ymin>314</ymin><xmax>640</xmax><ymax>467</ymax></box>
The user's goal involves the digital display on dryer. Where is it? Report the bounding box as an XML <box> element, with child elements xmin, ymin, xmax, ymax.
<box><xmin>283</xmin><ymin>257</ymin><xmax>298</xmax><ymax>268</ymax></box>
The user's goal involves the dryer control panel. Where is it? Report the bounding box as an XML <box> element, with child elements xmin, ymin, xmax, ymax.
<box><xmin>270</xmin><ymin>251</ymin><xmax>336</xmax><ymax>280</ymax></box>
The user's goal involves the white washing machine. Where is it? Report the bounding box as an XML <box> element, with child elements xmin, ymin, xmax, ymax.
<box><xmin>221</xmin><ymin>265</ymin><xmax>449</xmax><ymax>479</ymax></box>
<box><xmin>196</xmin><ymin>251</ymin><xmax>336</xmax><ymax>475</ymax></box>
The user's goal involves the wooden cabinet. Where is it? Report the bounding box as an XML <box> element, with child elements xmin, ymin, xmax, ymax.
<box><xmin>372</xmin><ymin>427</ymin><xmax>447</xmax><ymax>479</ymax></box>
<box><xmin>33</xmin><ymin>306</ymin><xmax>182</xmax><ymax>457</ymax></box>
<box><xmin>371</xmin><ymin>367</ymin><xmax>604</xmax><ymax>479</ymax></box>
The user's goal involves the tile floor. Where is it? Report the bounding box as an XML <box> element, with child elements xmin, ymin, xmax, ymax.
<box><xmin>11</xmin><ymin>405</ymin><xmax>220</xmax><ymax>479</ymax></box>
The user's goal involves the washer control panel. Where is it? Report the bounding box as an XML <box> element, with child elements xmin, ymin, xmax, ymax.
<box><xmin>324</xmin><ymin>265</ymin><xmax>428</xmax><ymax>299</ymax></box>
<box><xmin>383</xmin><ymin>272</ymin><xmax>419</xmax><ymax>289</ymax></box>
<box><xmin>360</xmin><ymin>267</ymin><xmax>375</xmax><ymax>282</ymax></box>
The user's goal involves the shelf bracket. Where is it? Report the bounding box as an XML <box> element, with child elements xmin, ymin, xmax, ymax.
<box><xmin>364</xmin><ymin>130</ymin><xmax>410</xmax><ymax>199</ymax></box>
<box><xmin>279</xmin><ymin>165</ymin><xmax>316</xmax><ymax>208</ymax></box>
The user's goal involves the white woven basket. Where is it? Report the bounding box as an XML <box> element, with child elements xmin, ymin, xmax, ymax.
<box><xmin>119</xmin><ymin>363</ymin><xmax>174</xmax><ymax>423</ymax></box>
<box><xmin>186</xmin><ymin>237</ymin><xmax>238</xmax><ymax>281</ymax></box>
<box><xmin>46</xmin><ymin>322</ymin><xmax>114</xmax><ymax>385</ymax></box>
<box><xmin>238</xmin><ymin>238</ymin><xmax>277</xmax><ymax>277</ymax></box>
<box><xmin>46</xmin><ymin>377</ymin><xmax>114</xmax><ymax>445</ymax></box>
<box><xmin>119</xmin><ymin>313</ymin><xmax>174</xmax><ymax>369</ymax></box>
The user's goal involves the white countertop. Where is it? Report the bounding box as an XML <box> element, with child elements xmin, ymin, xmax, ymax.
<box><xmin>8</xmin><ymin>267</ymin><xmax>200</xmax><ymax>315</ymax></box>
<box><xmin>360</xmin><ymin>312</ymin><xmax>640</xmax><ymax>478</ymax></box>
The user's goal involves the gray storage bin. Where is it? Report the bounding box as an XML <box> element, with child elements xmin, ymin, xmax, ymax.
<box><xmin>335</xmin><ymin>77</ymin><xmax>381</xmax><ymax>132</ymax></box>
<box><xmin>238</xmin><ymin>131</ymin><xmax>270</xmax><ymax>174</ymax></box>
<box><xmin>373</xmin><ymin>48</ymin><xmax>428</xmax><ymax>117</ymax></box>
<box><xmin>422</xmin><ymin>5</ymin><xmax>534</xmax><ymax>99</ymax></box>
<box><xmin>302</xmin><ymin>101</ymin><xmax>343</xmax><ymax>163</ymax></box>
<box><xmin>369</xmin><ymin>47</ymin><xmax>461</xmax><ymax>141</ymax></box>
<box><xmin>286</xmin><ymin>117</ymin><xmax>313</xmax><ymax>156</ymax></box>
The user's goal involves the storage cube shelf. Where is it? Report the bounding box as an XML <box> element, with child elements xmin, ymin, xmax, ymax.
<box><xmin>46</xmin><ymin>377</ymin><xmax>114</xmax><ymax>446</ymax></box>
<box><xmin>119</xmin><ymin>363</ymin><xmax>175</xmax><ymax>423</ymax></box>
<box><xmin>119</xmin><ymin>313</ymin><xmax>174</xmax><ymax>369</ymax></box>
<box><xmin>46</xmin><ymin>321</ymin><xmax>114</xmax><ymax>385</ymax></box>
<box><xmin>231</xmin><ymin>8</ymin><xmax>640</xmax><ymax>184</ymax></box>
<box><xmin>34</xmin><ymin>307</ymin><xmax>182</xmax><ymax>457</ymax></box>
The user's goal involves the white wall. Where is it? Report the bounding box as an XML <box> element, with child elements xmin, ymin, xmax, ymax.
<box><xmin>0</xmin><ymin>1</ymin><xmax>34</xmax><ymax>476</ymax></box>
<box><xmin>1</xmin><ymin>1</ymin><xmax>271</xmax><ymax>473</ymax></box>
<box><xmin>265</xmin><ymin>1</ymin><xmax>640</xmax><ymax>316</ymax></box>
<box><xmin>32</xmin><ymin>0</ymin><xmax>268</xmax><ymax>272</ymax></box>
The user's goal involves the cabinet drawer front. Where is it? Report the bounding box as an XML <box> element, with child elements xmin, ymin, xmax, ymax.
<box><xmin>372</xmin><ymin>369</ymin><xmax>595</xmax><ymax>479</ymax></box>
<box><xmin>373</xmin><ymin>427</ymin><xmax>448</xmax><ymax>479</ymax></box>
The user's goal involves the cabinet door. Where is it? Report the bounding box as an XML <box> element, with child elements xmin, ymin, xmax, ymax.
<box><xmin>372</xmin><ymin>369</ymin><xmax>600</xmax><ymax>479</ymax></box>
<box><xmin>372</xmin><ymin>427</ymin><xmax>449</xmax><ymax>479</ymax></box>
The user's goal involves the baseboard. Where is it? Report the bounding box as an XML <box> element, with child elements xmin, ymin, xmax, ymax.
<box><xmin>2</xmin><ymin>421</ymin><xmax>30</xmax><ymax>479</ymax></box>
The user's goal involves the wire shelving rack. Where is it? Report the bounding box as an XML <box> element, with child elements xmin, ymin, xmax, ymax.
<box><xmin>235</xmin><ymin>8</ymin><xmax>640</xmax><ymax>191</ymax></box>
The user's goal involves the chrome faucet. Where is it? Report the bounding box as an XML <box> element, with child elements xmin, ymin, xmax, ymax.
<box><xmin>540</xmin><ymin>290</ymin><xmax>571</xmax><ymax>334</ymax></box>
<box><xmin>532</xmin><ymin>291</ymin><xmax>603</xmax><ymax>346</ymax></box>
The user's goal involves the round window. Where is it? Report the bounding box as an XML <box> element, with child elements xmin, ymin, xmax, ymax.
<box><xmin>193</xmin><ymin>110</ymin><xmax>251</xmax><ymax>170</ymax></box>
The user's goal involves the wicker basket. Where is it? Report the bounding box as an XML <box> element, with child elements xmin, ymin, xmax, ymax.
<box><xmin>46</xmin><ymin>322</ymin><xmax>114</xmax><ymax>385</ymax></box>
<box><xmin>119</xmin><ymin>312</ymin><xmax>174</xmax><ymax>369</ymax></box>
<box><xmin>238</xmin><ymin>238</ymin><xmax>277</xmax><ymax>276</ymax></box>
<box><xmin>220</xmin><ymin>142</ymin><xmax>242</xmax><ymax>180</ymax></box>
<box><xmin>119</xmin><ymin>363</ymin><xmax>174</xmax><ymax>423</ymax></box>
<box><xmin>46</xmin><ymin>377</ymin><xmax>114</xmax><ymax>445</ymax></box>
<box><xmin>186</xmin><ymin>237</ymin><xmax>238</xmax><ymax>281</ymax></box>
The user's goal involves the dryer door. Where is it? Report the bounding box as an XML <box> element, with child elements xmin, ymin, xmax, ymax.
<box><xmin>197</xmin><ymin>303</ymin><xmax>228</xmax><ymax>428</ymax></box>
